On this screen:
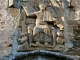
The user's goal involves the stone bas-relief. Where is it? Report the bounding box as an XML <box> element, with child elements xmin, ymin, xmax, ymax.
<box><xmin>8</xmin><ymin>0</ymin><xmax>73</xmax><ymax>52</ymax></box>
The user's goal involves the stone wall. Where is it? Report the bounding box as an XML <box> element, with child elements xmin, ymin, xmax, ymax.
<box><xmin>0</xmin><ymin>0</ymin><xmax>80</xmax><ymax>60</ymax></box>
<box><xmin>0</xmin><ymin>0</ymin><xmax>14</xmax><ymax>59</ymax></box>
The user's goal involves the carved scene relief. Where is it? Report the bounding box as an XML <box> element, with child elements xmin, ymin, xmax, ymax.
<box><xmin>16</xmin><ymin>0</ymin><xmax>65</xmax><ymax>51</ymax></box>
<box><xmin>8</xmin><ymin>0</ymin><xmax>73</xmax><ymax>52</ymax></box>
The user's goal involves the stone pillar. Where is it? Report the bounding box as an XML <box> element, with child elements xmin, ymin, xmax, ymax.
<box><xmin>63</xmin><ymin>0</ymin><xmax>80</xmax><ymax>51</ymax></box>
<box><xmin>63</xmin><ymin>0</ymin><xmax>74</xmax><ymax>51</ymax></box>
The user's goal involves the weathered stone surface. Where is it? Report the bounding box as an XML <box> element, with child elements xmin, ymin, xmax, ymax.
<box><xmin>13</xmin><ymin>0</ymin><xmax>67</xmax><ymax>51</ymax></box>
<box><xmin>0</xmin><ymin>0</ymin><xmax>14</xmax><ymax>59</ymax></box>
<box><xmin>7</xmin><ymin>0</ymin><xmax>77</xmax><ymax>52</ymax></box>
<box><xmin>0</xmin><ymin>0</ymin><xmax>80</xmax><ymax>59</ymax></box>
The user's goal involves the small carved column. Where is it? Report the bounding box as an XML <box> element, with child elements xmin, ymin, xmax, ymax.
<box><xmin>21</xmin><ymin>21</ymin><xmax>26</xmax><ymax>35</ymax></box>
<box><xmin>51</xmin><ymin>27</ymin><xmax>57</xmax><ymax>48</ymax></box>
<box><xmin>28</xmin><ymin>27</ymin><xmax>33</xmax><ymax>47</ymax></box>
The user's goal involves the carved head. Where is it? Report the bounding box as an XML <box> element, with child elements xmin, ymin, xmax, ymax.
<box><xmin>39</xmin><ymin>2</ymin><xmax>46</xmax><ymax>10</ymax></box>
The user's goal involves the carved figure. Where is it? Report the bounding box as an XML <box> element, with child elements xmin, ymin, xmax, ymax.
<box><xmin>24</xmin><ymin>2</ymin><xmax>57</xmax><ymax>48</ymax></box>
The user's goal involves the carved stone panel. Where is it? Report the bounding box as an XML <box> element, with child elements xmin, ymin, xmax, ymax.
<box><xmin>8</xmin><ymin>0</ymin><xmax>73</xmax><ymax>52</ymax></box>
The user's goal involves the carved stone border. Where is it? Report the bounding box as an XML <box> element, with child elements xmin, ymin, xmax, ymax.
<box><xmin>8</xmin><ymin>50</ymin><xmax>75</xmax><ymax>60</ymax></box>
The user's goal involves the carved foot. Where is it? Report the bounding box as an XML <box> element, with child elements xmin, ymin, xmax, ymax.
<box><xmin>18</xmin><ymin>36</ymin><xmax>27</xmax><ymax>44</ymax></box>
<box><xmin>31</xmin><ymin>42</ymin><xmax>43</xmax><ymax>47</ymax></box>
<box><xmin>44</xmin><ymin>42</ymin><xmax>49</xmax><ymax>46</ymax></box>
<box><xmin>17</xmin><ymin>43</ymin><xmax>29</xmax><ymax>52</ymax></box>
<box><xmin>54</xmin><ymin>45</ymin><xmax>65</xmax><ymax>50</ymax></box>
<box><xmin>36</xmin><ymin>42</ymin><xmax>41</xmax><ymax>45</ymax></box>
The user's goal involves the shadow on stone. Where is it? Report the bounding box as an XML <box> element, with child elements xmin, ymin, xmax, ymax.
<box><xmin>8</xmin><ymin>50</ymin><xmax>74</xmax><ymax>60</ymax></box>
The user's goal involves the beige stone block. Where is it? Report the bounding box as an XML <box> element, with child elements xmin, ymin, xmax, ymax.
<box><xmin>17</xmin><ymin>43</ymin><xmax>29</xmax><ymax>52</ymax></box>
<box><xmin>18</xmin><ymin>36</ymin><xmax>27</xmax><ymax>44</ymax></box>
<box><xmin>57</xmin><ymin>24</ymin><xmax>64</xmax><ymax>30</ymax></box>
<box><xmin>57</xmin><ymin>30</ymin><xmax>63</xmax><ymax>37</ymax></box>
<box><xmin>8</xmin><ymin>0</ymin><xmax>13</xmax><ymax>7</ymax></box>
<box><xmin>56</xmin><ymin>37</ymin><xmax>65</xmax><ymax>44</ymax></box>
